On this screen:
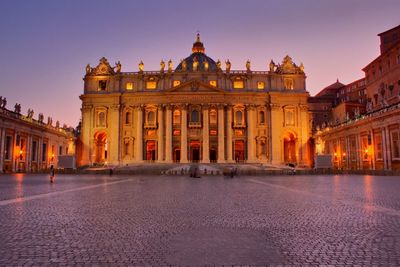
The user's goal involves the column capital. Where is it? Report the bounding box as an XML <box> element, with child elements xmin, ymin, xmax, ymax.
<box><xmin>270</xmin><ymin>103</ymin><xmax>281</xmax><ymax>110</ymax></box>
<box><xmin>246</xmin><ymin>104</ymin><xmax>257</xmax><ymax>110</ymax></box>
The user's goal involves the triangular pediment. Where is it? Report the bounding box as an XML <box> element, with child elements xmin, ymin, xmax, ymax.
<box><xmin>165</xmin><ymin>79</ymin><xmax>224</xmax><ymax>93</ymax></box>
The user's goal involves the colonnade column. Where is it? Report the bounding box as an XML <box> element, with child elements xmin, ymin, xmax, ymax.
<box><xmin>217</xmin><ymin>105</ymin><xmax>225</xmax><ymax>162</ymax></box>
<box><xmin>202</xmin><ymin>107</ymin><xmax>210</xmax><ymax>163</ymax></box>
<box><xmin>181</xmin><ymin>106</ymin><xmax>188</xmax><ymax>163</ymax></box>
<box><xmin>226</xmin><ymin>105</ymin><xmax>233</xmax><ymax>162</ymax></box>
<box><xmin>382</xmin><ymin>128</ymin><xmax>388</xmax><ymax>170</ymax></box>
<box><xmin>0</xmin><ymin>127</ymin><xmax>4</xmax><ymax>173</ymax></box>
<box><xmin>247</xmin><ymin>105</ymin><xmax>256</xmax><ymax>162</ymax></box>
<box><xmin>384</xmin><ymin>126</ymin><xmax>392</xmax><ymax>170</ymax></box>
<box><xmin>165</xmin><ymin>105</ymin><xmax>172</xmax><ymax>162</ymax></box>
<box><xmin>135</xmin><ymin>106</ymin><xmax>143</xmax><ymax>161</ymax></box>
<box><xmin>157</xmin><ymin>105</ymin><xmax>164</xmax><ymax>162</ymax></box>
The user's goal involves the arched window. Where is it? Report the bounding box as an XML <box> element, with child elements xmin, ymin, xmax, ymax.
<box><xmin>98</xmin><ymin>112</ymin><xmax>106</xmax><ymax>127</ymax></box>
<box><xmin>147</xmin><ymin>111</ymin><xmax>155</xmax><ymax>124</ymax></box>
<box><xmin>125</xmin><ymin>111</ymin><xmax>131</xmax><ymax>124</ymax></box>
<box><xmin>173</xmin><ymin>109</ymin><xmax>181</xmax><ymax>125</ymax></box>
<box><xmin>259</xmin><ymin>111</ymin><xmax>265</xmax><ymax>124</ymax></box>
<box><xmin>235</xmin><ymin>110</ymin><xmax>243</xmax><ymax>125</ymax></box>
<box><xmin>209</xmin><ymin>109</ymin><xmax>217</xmax><ymax>124</ymax></box>
<box><xmin>191</xmin><ymin>110</ymin><xmax>199</xmax><ymax>122</ymax></box>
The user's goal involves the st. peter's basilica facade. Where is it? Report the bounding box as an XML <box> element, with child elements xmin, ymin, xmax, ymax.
<box><xmin>78</xmin><ymin>34</ymin><xmax>311</xmax><ymax>167</ymax></box>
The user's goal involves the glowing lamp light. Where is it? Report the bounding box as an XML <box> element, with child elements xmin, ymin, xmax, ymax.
<box><xmin>334</xmin><ymin>152</ymin><xmax>337</xmax><ymax>157</ymax></box>
<box><xmin>342</xmin><ymin>152</ymin><xmax>346</xmax><ymax>156</ymax></box>
<box><xmin>364</xmin><ymin>149</ymin><xmax>369</xmax><ymax>154</ymax></box>
<box><xmin>19</xmin><ymin>150</ymin><xmax>23</xmax><ymax>160</ymax></box>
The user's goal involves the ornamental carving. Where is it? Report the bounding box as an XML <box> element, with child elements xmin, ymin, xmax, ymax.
<box><xmin>275</xmin><ymin>55</ymin><xmax>304</xmax><ymax>75</ymax></box>
<box><xmin>90</xmin><ymin>57</ymin><xmax>115</xmax><ymax>76</ymax></box>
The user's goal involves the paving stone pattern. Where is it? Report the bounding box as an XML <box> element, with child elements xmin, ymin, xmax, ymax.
<box><xmin>0</xmin><ymin>174</ymin><xmax>400</xmax><ymax>266</ymax></box>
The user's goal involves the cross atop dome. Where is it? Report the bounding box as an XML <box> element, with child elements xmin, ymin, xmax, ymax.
<box><xmin>192</xmin><ymin>33</ymin><xmax>205</xmax><ymax>54</ymax></box>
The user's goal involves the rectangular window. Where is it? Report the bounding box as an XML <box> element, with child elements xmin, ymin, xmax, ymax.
<box><xmin>31</xmin><ymin>141</ymin><xmax>37</xmax><ymax>162</ymax></box>
<box><xmin>233</xmin><ymin>80</ymin><xmax>244</xmax><ymax>89</ymax></box>
<box><xmin>374</xmin><ymin>133</ymin><xmax>383</xmax><ymax>160</ymax></box>
<box><xmin>210</xmin><ymin>130</ymin><xmax>217</xmax><ymax>136</ymax></box>
<box><xmin>284</xmin><ymin>108</ymin><xmax>295</xmax><ymax>126</ymax></box>
<box><xmin>126</xmin><ymin>82</ymin><xmax>133</xmax><ymax>90</ymax></box>
<box><xmin>42</xmin><ymin>143</ymin><xmax>47</xmax><ymax>162</ymax></box>
<box><xmin>5</xmin><ymin>136</ymin><xmax>12</xmax><ymax>160</ymax></box>
<box><xmin>146</xmin><ymin>81</ymin><xmax>157</xmax><ymax>89</ymax></box>
<box><xmin>59</xmin><ymin>146</ymin><xmax>63</xmax><ymax>155</ymax></box>
<box><xmin>391</xmin><ymin>131</ymin><xmax>400</xmax><ymax>159</ymax></box>
<box><xmin>257</xmin><ymin>81</ymin><xmax>265</xmax><ymax>89</ymax></box>
<box><xmin>173</xmin><ymin>80</ymin><xmax>181</xmax><ymax>87</ymax></box>
<box><xmin>173</xmin><ymin>130</ymin><xmax>181</xmax><ymax>136</ymax></box>
<box><xmin>98</xmin><ymin>80</ymin><xmax>107</xmax><ymax>91</ymax></box>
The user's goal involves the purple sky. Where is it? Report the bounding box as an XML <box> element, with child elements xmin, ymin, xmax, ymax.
<box><xmin>1</xmin><ymin>0</ymin><xmax>399</xmax><ymax>127</ymax></box>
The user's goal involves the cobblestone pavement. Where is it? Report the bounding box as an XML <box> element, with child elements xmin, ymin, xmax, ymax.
<box><xmin>1</xmin><ymin>174</ymin><xmax>400</xmax><ymax>266</ymax></box>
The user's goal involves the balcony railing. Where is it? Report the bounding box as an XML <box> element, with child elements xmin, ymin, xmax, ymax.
<box><xmin>144</xmin><ymin>122</ymin><xmax>158</xmax><ymax>129</ymax></box>
<box><xmin>188</xmin><ymin>121</ymin><xmax>201</xmax><ymax>128</ymax></box>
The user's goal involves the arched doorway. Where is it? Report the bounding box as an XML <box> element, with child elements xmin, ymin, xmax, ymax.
<box><xmin>174</xmin><ymin>147</ymin><xmax>181</xmax><ymax>162</ymax></box>
<box><xmin>190</xmin><ymin>140</ymin><xmax>200</xmax><ymax>162</ymax></box>
<box><xmin>209</xmin><ymin>147</ymin><xmax>217</xmax><ymax>162</ymax></box>
<box><xmin>234</xmin><ymin>140</ymin><xmax>245</xmax><ymax>162</ymax></box>
<box><xmin>284</xmin><ymin>133</ymin><xmax>296</xmax><ymax>164</ymax></box>
<box><xmin>94</xmin><ymin>132</ymin><xmax>107</xmax><ymax>164</ymax></box>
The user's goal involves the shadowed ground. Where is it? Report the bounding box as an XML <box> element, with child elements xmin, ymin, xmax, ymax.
<box><xmin>0</xmin><ymin>174</ymin><xmax>399</xmax><ymax>266</ymax></box>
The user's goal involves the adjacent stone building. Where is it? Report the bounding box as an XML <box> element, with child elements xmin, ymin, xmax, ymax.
<box><xmin>78</xmin><ymin>34</ymin><xmax>312</xmax><ymax>167</ymax></box>
<box><xmin>313</xmin><ymin>25</ymin><xmax>400</xmax><ymax>171</ymax></box>
<box><xmin>0</xmin><ymin>99</ymin><xmax>75</xmax><ymax>173</ymax></box>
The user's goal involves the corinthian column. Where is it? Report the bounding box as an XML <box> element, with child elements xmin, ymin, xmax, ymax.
<box><xmin>247</xmin><ymin>105</ymin><xmax>256</xmax><ymax>162</ymax></box>
<box><xmin>181</xmin><ymin>106</ymin><xmax>188</xmax><ymax>163</ymax></box>
<box><xmin>135</xmin><ymin>106</ymin><xmax>143</xmax><ymax>161</ymax></box>
<box><xmin>218</xmin><ymin>105</ymin><xmax>225</xmax><ymax>162</ymax></box>
<box><xmin>202</xmin><ymin>107</ymin><xmax>210</xmax><ymax>163</ymax></box>
<box><xmin>226</xmin><ymin>105</ymin><xmax>233</xmax><ymax>162</ymax></box>
<box><xmin>165</xmin><ymin>105</ymin><xmax>172</xmax><ymax>162</ymax></box>
<box><xmin>157</xmin><ymin>105</ymin><xmax>164</xmax><ymax>162</ymax></box>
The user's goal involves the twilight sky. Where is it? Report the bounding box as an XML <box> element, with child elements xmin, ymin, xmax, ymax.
<box><xmin>0</xmin><ymin>0</ymin><xmax>399</xmax><ymax>127</ymax></box>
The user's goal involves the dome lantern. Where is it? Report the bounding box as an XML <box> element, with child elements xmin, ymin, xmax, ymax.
<box><xmin>192</xmin><ymin>33</ymin><xmax>205</xmax><ymax>54</ymax></box>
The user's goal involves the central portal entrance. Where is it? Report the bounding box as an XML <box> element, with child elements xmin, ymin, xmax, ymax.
<box><xmin>146</xmin><ymin>140</ymin><xmax>156</xmax><ymax>161</ymax></box>
<box><xmin>190</xmin><ymin>140</ymin><xmax>200</xmax><ymax>162</ymax></box>
<box><xmin>234</xmin><ymin>140</ymin><xmax>245</xmax><ymax>162</ymax></box>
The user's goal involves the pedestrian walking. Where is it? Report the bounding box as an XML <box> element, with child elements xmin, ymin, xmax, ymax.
<box><xmin>49</xmin><ymin>165</ymin><xmax>55</xmax><ymax>183</ymax></box>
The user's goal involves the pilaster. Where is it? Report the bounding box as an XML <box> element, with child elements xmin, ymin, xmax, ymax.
<box><xmin>157</xmin><ymin>105</ymin><xmax>164</xmax><ymax>162</ymax></box>
<box><xmin>217</xmin><ymin>105</ymin><xmax>225</xmax><ymax>163</ymax></box>
<box><xmin>165</xmin><ymin>105</ymin><xmax>173</xmax><ymax>162</ymax></box>
<box><xmin>181</xmin><ymin>106</ymin><xmax>188</xmax><ymax>163</ymax></box>
<box><xmin>226</xmin><ymin>105</ymin><xmax>234</xmax><ymax>162</ymax></box>
<box><xmin>135</xmin><ymin>105</ymin><xmax>143</xmax><ymax>161</ymax></box>
<box><xmin>202</xmin><ymin>107</ymin><xmax>210</xmax><ymax>163</ymax></box>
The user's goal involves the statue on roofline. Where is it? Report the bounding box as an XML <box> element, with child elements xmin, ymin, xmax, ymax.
<box><xmin>168</xmin><ymin>59</ymin><xmax>173</xmax><ymax>72</ymax></box>
<box><xmin>246</xmin><ymin>59</ymin><xmax>251</xmax><ymax>71</ymax></box>
<box><xmin>138</xmin><ymin>60</ymin><xmax>144</xmax><ymax>72</ymax></box>
<box><xmin>216</xmin><ymin>59</ymin><xmax>221</xmax><ymax>70</ymax></box>
<box><xmin>225</xmin><ymin>59</ymin><xmax>231</xmax><ymax>72</ymax></box>
<box><xmin>115</xmin><ymin>61</ymin><xmax>122</xmax><ymax>73</ymax></box>
<box><xmin>160</xmin><ymin>60</ymin><xmax>165</xmax><ymax>72</ymax></box>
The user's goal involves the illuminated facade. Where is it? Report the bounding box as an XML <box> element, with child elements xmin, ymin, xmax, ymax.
<box><xmin>0</xmin><ymin>102</ymin><xmax>75</xmax><ymax>173</ymax></box>
<box><xmin>314</xmin><ymin>25</ymin><xmax>400</xmax><ymax>171</ymax></box>
<box><xmin>79</xmin><ymin>34</ymin><xmax>312</xmax><ymax>167</ymax></box>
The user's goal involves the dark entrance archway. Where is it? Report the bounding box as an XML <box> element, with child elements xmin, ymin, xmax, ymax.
<box><xmin>146</xmin><ymin>140</ymin><xmax>156</xmax><ymax>161</ymax></box>
<box><xmin>234</xmin><ymin>140</ymin><xmax>245</xmax><ymax>162</ymax></box>
<box><xmin>94</xmin><ymin>132</ymin><xmax>107</xmax><ymax>164</ymax></box>
<box><xmin>190</xmin><ymin>140</ymin><xmax>200</xmax><ymax>162</ymax></box>
<box><xmin>284</xmin><ymin>133</ymin><xmax>296</xmax><ymax>164</ymax></box>
<box><xmin>174</xmin><ymin>148</ymin><xmax>181</xmax><ymax>162</ymax></box>
<box><xmin>209</xmin><ymin>148</ymin><xmax>217</xmax><ymax>162</ymax></box>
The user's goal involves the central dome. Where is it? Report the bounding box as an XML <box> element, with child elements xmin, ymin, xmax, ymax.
<box><xmin>175</xmin><ymin>34</ymin><xmax>218</xmax><ymax>72</ymax></box>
